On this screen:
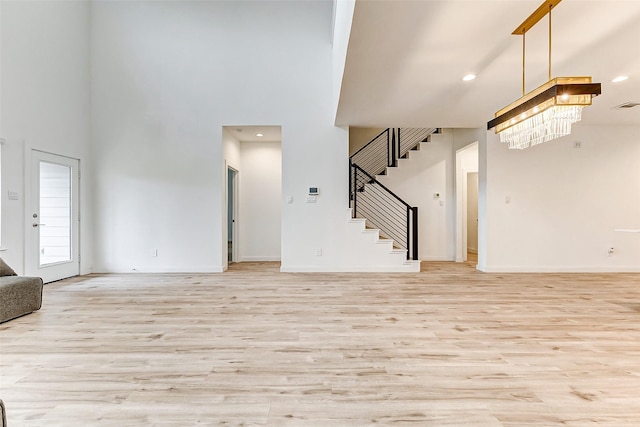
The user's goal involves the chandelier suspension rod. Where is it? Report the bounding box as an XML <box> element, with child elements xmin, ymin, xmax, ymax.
<box><xmin>522</xmin><ymin>32</ymin><xmax>526</xmax><ymax>96</ymax></box>
<box><xmin>548</xmin><ymin>3</ymin><xmax>552</xmax><ymax>81</ymax></box>
<box><xmin>513</xmin><ymin>0</ymin><xmax>561</xmax><ymax>93</ymax></box>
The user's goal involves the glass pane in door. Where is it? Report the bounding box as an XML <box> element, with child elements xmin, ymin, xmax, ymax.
<box><xmin>39</xmin><ymin>161</ymin><xmax>72</xmax><ymax>266</ymax></box>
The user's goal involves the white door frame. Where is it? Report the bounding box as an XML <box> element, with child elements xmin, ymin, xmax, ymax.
<box><xmin>228</xmin><ymin>166</ymin><xmax>239</xmax><ymax>264</ymax></box>
<box><xmin>455</xmin><ymin>142</ymin><xmax>478</xmax><ymax>263</ymax></box>
<box><xmin>25</xmin><ymin>149</ymin><xmax>80</xmax><ymax>283</ymax></box>
<box><xmin>466</xmin><ymin>172</ymin><xmax>479</xmax><ymax>255</ymax></box>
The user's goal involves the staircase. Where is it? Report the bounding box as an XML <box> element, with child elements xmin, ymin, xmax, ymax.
<box><xmin>349</xmin><ymin>128</ymin><xmax>437</xmax><ymax>268</ymax></box>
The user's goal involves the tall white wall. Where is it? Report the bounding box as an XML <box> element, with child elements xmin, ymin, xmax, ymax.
<box><xmin>91</xmin><ymin>0</ymin><xmax>356</xmax><ymax>273</ymax></box>
<box><xmin>483</xmin><ymin>124</ymin><xmax>640</xmax><ymax>272</ymax></box>
<box><xmin>332</xmin><ymin>0</ymin><xmax>356</xmax><ymax>119</ymax></box>
<box><xmin>0</xmin><ymin>0</ymin><xmax>91</xmax><ymax>274</ymax></box>
<box><xmin>238</xmin><ymin>141</ymin><xmax>281</xmax><ymax>261</ymax></box>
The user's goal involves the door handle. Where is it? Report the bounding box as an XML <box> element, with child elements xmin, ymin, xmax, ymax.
<box><xmin>32</xmin><ymin>223</ymin><xmax>46</xmax><ymax>228</ymax></box>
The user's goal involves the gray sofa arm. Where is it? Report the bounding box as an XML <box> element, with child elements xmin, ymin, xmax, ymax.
<box><xmin>0</xmin><ymin>276</ymin><xmax>44</xmax><ymax>323</ymax></box>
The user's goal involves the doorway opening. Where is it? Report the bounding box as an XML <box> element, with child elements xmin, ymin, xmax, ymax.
<box><xmin>466</xmin><ymin>172</ymin><xmax>479</xmax><ymax>262</ymax></box>
<box><xmin>455</xmin><ymin>142</ymin><xmax>479</xmax><ymax>264</ymax></box>
<box><xmin>227</xmin><ymin>167</ymin><xmax>238</xmax><ymax>264</ymax></box>
<box><xmin>222</xmin><ymin>126</ymin><xmax>282</xmax><ymax>270</ymax></box>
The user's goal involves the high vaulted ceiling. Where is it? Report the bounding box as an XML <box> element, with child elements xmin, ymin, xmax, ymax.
<box><xmin>336</xmin><ymin>0</ymin><xmax>640</xmax><ymax>129</ymax></box>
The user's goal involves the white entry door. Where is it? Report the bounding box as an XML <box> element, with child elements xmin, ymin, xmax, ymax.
<box><xmin>27</xmin><ymin>151</ymin><xmax>80</xmax><ymax>283</ymax></box>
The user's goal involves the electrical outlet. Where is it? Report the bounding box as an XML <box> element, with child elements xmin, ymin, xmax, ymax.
<box><xmin>315</xmin><ymin>248</ymin><xmax>322</xmax><ymax>256</ymax></box>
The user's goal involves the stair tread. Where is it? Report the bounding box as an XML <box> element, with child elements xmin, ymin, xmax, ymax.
<box><xmin>390</xmin><ymin>248</ymin><xmax>407</xmax><ymax>254</ymax></box>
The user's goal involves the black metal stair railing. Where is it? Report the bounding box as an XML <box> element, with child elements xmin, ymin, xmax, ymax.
<box><xmin>397</xmin><ymin>128</ymin><xmax>437</xmax><ymax>159</ymax></box>
<box><xmin>350</xmin><ymin>128</ymin><xmax>394</xmax><ymax>178</ymax></box>
<box><xmin>350</xmin><ymin>162</ymin><xmax>418</xmax><ymax>260</ymax></box>
<box><xmin>348</xmin><ymin>127</ymin><xmax>437</xmax><ymax>261</ymax></box>
<box><xmin>350</xmin><ymin>128</ymin><xmax>437</xmax><ymax>179</ymax></box>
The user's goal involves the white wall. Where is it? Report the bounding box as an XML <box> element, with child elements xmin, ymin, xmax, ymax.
<box><xmin>91</xmin><ymin>0</ymin><xmax>357</xmax><ymax>273</ymax></box>
<box><xmin>483</xmin><ymin>124</ymin><xmax>640</xmax><ymax>272</ymax></box>
<box><xmin>238</xmin><ymin>141</ymin><xmax>281</xmax><ymax>261</ymax></box>
<box><xmin>0</xmin><ymin>0</ymin><xmax>91</xmax><ymax>274</ymax></box>
<box><xmin>223</xmin><ymin>130</ymin><xmax>241</xmax><ymax>175</ymax></box>
<box><xmin>332</xmin><ymin>0</ymin><xmax>356</xmax><ymax>119</ymax></box>
<box><xmin>349</xmin><ymin>127</ymin><xmax>384</xmax><ymax>155</ymax></box>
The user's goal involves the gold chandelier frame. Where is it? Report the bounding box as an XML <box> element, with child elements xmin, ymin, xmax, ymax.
<box><xmin>487</xmin><ymin>0</ymin><xmax>601</xmax><ymax>149</ymax></box>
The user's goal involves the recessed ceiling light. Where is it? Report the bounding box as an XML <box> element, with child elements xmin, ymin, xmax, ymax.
<box><xmin>612</xmin><ymin>75</ymin><xmax>628</xmax><ymax>83</ymax></box>
<box><xmin>462</xmin><ymin>74</ymin><xmax>476</xmax><ymax>82</ymax></box>
<box><xmin>256</xmin><ymin>133</ymin><xmax>264</xmax><ymax>137</ymax></box>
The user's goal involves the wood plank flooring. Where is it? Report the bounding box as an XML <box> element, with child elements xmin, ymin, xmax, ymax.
<box><xmin>2</xmin><ymin>262</ymin><xmax>640</xmax><ymax>426</ymax></box>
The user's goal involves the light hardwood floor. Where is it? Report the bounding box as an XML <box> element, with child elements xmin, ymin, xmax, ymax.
<box><xmin>2</xmin><ymin>262</ymin><xmax>640</xmax><ymax>426</ymax></box>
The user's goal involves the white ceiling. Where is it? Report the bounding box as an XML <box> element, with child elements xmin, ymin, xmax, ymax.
<box><xmin>225</xmin><ymin>125</ymin><xmax>282</xmax><ymax>142</ymax></box>
<box><xmin>336</xmin><ymin>0</ymin><xmax>640</xmax><ymax>129</ymax></box>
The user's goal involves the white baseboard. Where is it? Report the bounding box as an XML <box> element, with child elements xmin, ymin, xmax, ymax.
<box><xmin>420</xmin><ymin>256</ymin><xmax>455</xmax><ymax>261</ymax></box>
<box><xmin>239</xmin><ymin>256</ymin><xmax>281</xmax><ymax>262</ymax></box>
<box><xmin>479</xmin><ymin>265</ymin><xmax>640</xmax><ymax>273</ymax></box>
<box><xmin>280</xmin><ymin>265</ymin><xmax>420</xmax><ymax>273</ymax></box>
<box><xmin>95</xmin><ymin>266</ymin><xmax>225</xmax><ymax>273</ymax></box>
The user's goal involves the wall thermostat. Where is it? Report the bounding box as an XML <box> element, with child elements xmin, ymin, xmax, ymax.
<box><xmin>309</xmin><ymin>187</ymin><xmax>319</xmax><ymax>195</ymax></box>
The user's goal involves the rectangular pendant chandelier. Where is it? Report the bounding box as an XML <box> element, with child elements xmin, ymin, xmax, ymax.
<box><xmin>487</xmin><ymin>77</ymin><xmax>601</xmax><ymax>149</ymax></box>
<box><xmin>486</xmin><ymin>0</ymin><xmax>601</xmax><ymax>149</ymax></box>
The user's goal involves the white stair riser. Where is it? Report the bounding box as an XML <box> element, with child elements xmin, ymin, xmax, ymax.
<box><xmin>344</xmin><ymin>208</ymin><xmax>419</xmax><ymax>272</ymax></box>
